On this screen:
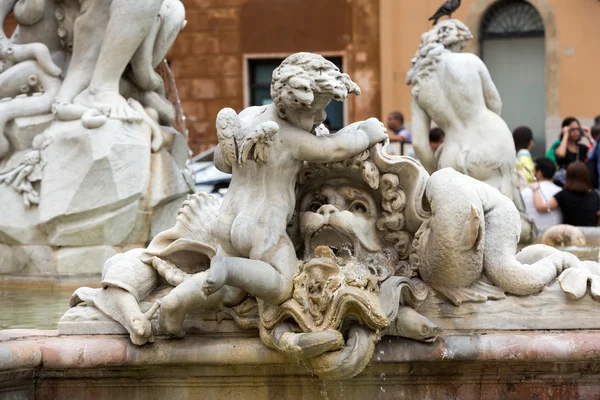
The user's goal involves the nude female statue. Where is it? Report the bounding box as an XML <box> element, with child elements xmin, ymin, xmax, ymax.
<box><xmin>406</xmin><ymin>20</ymin><xmax>517</xmax><ymax>199</ymax></box>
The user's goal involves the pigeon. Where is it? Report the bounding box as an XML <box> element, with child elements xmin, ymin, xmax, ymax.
<box><xmin>428</xmin><ymin>0</ymin><xmax>461</xmax><ymax>25</ymax></box>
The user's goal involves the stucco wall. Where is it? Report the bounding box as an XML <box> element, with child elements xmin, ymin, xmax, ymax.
<box><xmin>169</xmin><ymin>0</ymin><xmax>380</xmax><ymax>155</ymax></box>
<box><xmin>380</xmin><ymin>0</ymin><xmax>600</xmax><ymax>145</ymax></box>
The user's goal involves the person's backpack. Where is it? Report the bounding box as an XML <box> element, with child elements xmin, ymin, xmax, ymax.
<box><xmin>586</xmin><ymin>144</ymin><xmax>599</xmax><ymax>189</ymax></box>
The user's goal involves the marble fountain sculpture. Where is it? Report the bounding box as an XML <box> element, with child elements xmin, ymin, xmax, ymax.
<box><xmin>56</xmin><ymin>52</ymin><xmax>600</xmax><ymax>383</ymax></box>
<box><xmin>0</xmin><ymin>0</ymin><xmax>193</xmax><ymax>278</ymax></box>
<box><xmin>406</xmin><ymin>19</ymin><xmax>537</xmax><ymax>244</ymax></box>
<box><xmin>5</xmin><ymin>16</ymin><xmax>600</xmax><ymax>398</ymax></box>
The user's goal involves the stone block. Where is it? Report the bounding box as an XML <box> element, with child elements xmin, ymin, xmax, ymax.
<box><xmin>39</xmin><ymin>119</ymin><xmax>151</xmax><ymax>224</ymax></box>
<box><xmin>0</xmin><ymin>184</ymin><xmax>46</xmax><ymax>245</ymax></box>
<box><xmin>0</xmin><ymin>244</ymin><xmax>15</xmax><ymax>274</ymax></box>
<box><xmin>54</xmin><ymin>246</ymin><xmax>118</xmax><ymax>276</ymax></box>
<box><xmin>122</xmin><ymin>209</ymin><xmax>151</xmax><ymax>245</ymax></box>
<box><xmin>46</xmin><ymin>201</ymin><xmax>140</xmax><ymax>247</ymax></box>
<box><xmin>147</xmin><ymin>146</ymin><xmax>191</xmax><ymax>208</ymax></box>
<box><xmin>149</xmin><ymin>194</ymin><xmax>187</xmax><ymax>238</ymax></box>
<box><xmin>12</xmin><ymin>245</ymin><xmax>54</xmax><ymax>276</ymax></box>
<box><xmin>5</xmin><ymin>114</ymin><xmax>54</xmax><ymax>152</ymax></box>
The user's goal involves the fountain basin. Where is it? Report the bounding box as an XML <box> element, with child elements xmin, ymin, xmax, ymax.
<box><xmin>3</xmin><ymin>330</ymin><xmax>600</xmax><ymax>399</ymax></box>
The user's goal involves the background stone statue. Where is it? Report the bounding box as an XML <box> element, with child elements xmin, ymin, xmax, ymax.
<box><xmin>0</xmin><ymin>0</ymin><xmax>193</xmax><ymax>279</ymax></box>
<box><xmin>406</xmin><ymin>19</ymin><xmax>536</xmax><ymax>244</ymax></box>
<box><xmin>406</xmin><ymin>19</ymin><xmax>516</xmax><ymax>199</ymax></box>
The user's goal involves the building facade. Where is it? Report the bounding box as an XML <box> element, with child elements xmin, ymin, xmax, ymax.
<box><xmin>380</xmin><ymin>0</ymin><xmax>600</xmax><ymax>157</ymax></box>
<box><xmin>173</xmin><ymin>0</ymin><xmax>600</xmax><ymax>157</ymax></box>
<box><xmin>171</xmin><ymin>0</ymin><xmax>380</xmax><ymax>154</ymax></box>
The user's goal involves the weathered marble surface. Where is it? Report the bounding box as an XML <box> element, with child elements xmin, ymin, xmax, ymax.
<box><xmin>406</xmin><ymin>19</ymin><xmax>536</xmax><ymax>243</ymax></box>
<box><xmin>0</xmin><ymin>0</ymin><xmax>192</xmax><ymax>278</ymax></box>
<box><xmin>3</xmin><ymin>330</ymin><xmax>600</xmax><ymax>399</ymax></box>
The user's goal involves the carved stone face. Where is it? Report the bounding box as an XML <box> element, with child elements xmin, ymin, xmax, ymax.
<box><xmin>298</xmin><ymin>183</ymin><xmax>383</xmax><ymax>261</ymax></box>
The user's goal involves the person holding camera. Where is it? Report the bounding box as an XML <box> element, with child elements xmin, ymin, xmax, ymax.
<box><xmin>546</xmin><ymin>117</ymin><xmax>593</xmax><ymax>185</ymax></box>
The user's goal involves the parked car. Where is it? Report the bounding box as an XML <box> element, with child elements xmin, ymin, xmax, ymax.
<box><xmin>191</xmin><ymin>147</ymin><xmax>231</xmax><ymax>196</ymax></box>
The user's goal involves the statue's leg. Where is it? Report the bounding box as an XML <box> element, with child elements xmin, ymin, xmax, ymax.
<box><xmin>129</xmin><ymin>0</ymin><xmax>184</xmax><ymax>93</ymax></box>
<box><xmin>159</xmin><ymin>271</ymin><xmax>246</xmax><ymax>337</ymax></box>
<box><xmin>73</xmin><ymin>0</ymin><xmax>163</xmax><ymax>121</ymax></box>
<box><xmin>54</xmin><ymin>0</ymin><xmax>109</xmax><ymax>105</ymax></box>
<box><xmin>204</xmin><ymin>236</ymin><xmax>297</xmax><ymax>305</ymax></box>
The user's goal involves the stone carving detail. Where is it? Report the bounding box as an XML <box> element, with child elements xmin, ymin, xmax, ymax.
<box><xmin>60</xmin><ymin>49</ymin><xmax>600</xmax><ymax>382</ymax></box>
<box><xmin>412</xmin><ymin>168</ymin><xmax>582</xmax><ymax>305</ymax></box>
<box><xmin>405</xmin><ymin>19</ymin><xmax>536</xmax><ymax>243</ymax></box>
<box><xmin>0</xmin><ymin>149</ymin><xmax>43</xmax><ymax>206</ymax></box>
<box><xmin>0</xmin><ymin>0</ymin><xmax>192</xmax><ymax>272</ymax></box>
<box><xmin>62</xmin><ymin>54</ymin><xmax>440</xmax><ymax>380</ymax></box>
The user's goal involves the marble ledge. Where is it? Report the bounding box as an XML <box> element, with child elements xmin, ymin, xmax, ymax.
<box><xmin>2</xmin><ymin>330</ymin><xmax>600</xmax><ymax>371</ymax></box>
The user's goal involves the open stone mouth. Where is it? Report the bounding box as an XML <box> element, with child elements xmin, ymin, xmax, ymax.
<box><xmin>309</xmin><ymin>226</ymin><xmax>355</xmax><ymax>260</ymax></box>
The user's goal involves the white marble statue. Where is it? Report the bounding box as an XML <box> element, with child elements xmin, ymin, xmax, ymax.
<box><xmin>158</xmin><ymin>53</ymin><xmax>389</xmax><ymax>337</ymax></box>
<box><xmin>406</xmin><ymin>19</ymin><xmax>516</xmax><ymax>199</ymax></box>
<box><xmin>406</xmin><ymin>19</ymin><xmax>538</xmax><ymax>244</ymax></box>
<box><xmin>59</xmin><ymin>49</ymin><xmax>600</xmax><ymax>383</ymax></box>
<box><xmin>61</xmin><ymin>54</ymin><xmax>441</xmax><ymax>380</ymax></box>
<box><xmin>0</xmin><ymin>0</ymin><xmax>192</xmax><ymax>277</ymax></box>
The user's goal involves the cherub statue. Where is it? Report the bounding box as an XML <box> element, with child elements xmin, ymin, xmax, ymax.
<box><xmin>406</xmin><ymin>20</ymin><xmax>517</xmax><ymax>199</ymax></box>
<box><xmin>158</xmin><ymin>53</ymin><xmax>389</xmax><ymax>336</ymax></box>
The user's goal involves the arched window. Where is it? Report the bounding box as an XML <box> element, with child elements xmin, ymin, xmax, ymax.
<box><xmin>480</xmin><ymin>0</ymin><xmax>544</xmax><ymax>53</ymax></box>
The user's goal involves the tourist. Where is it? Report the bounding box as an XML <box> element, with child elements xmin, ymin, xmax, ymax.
<box><xmin>546</xmin><ymin>117</ymin><xmax>592</xmax><ymax>167</ymax></box>
<box><xmin>546</xmin><ymin>117</ymin><xmax>593</xmax><ymax>186</ymax></box>
<box><xmin>386</xmin><ymin>111</ymin><xmax>412</xmax><ymax>144</ymax></box>
<box><xmin>585</xmin><ymin>125</ymin><xmax>600</xmax><ymax>189</ymax></box>
<box><xmin>533</xmin><ymin>161</ymin><xmax>600</xmax><ymax>227</ymax></box>
<box><xmin>521</xmin><ymin>158</ymin><xmax>562</xmax><ymax>230</ymax></box>
<box><xmin>513</xmin><ymin>126</ymin><xmax>535</xmax><ymax>183</ymax></box>
<box><xmin>429</xmin><ymin>127</ymin><xmax>445</xmax><ymax>153</ymax></box>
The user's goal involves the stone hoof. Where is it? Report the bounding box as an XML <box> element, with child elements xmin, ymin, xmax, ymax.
<box><xmin>202</xmin><ymin>257</ymin><xmax>227</xmax><ymax>297</ymax></box>
<box><xmin>128</xmin><ymin>315</ymin><xmax>154</xmax><ymax>346</ymax></box>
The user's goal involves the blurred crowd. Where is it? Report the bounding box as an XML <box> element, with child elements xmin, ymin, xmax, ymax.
<box><xmin>386</xmin><ymin>111</ymin><xmax>600</xmax><ymax>229</ymax></box>
<box><xmin>515</xmin><ymin>116</ymin><xmax>600</xmax><ymax>229</ymax></box>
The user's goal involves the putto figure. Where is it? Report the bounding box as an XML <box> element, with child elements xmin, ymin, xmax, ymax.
<box><xmin>158</xmin><ymin>53</ymin><xmax>389</xmax><ymax>336</ymax></box>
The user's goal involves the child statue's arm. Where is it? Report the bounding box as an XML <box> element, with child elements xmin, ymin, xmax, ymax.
<box><xmin>289</xmin><ymin>118</ymin><xmax>388</xmax><ymax>163</ymax></box>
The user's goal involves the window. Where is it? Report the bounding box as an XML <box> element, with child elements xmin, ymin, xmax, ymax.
<box><xmin>480</xmin><ymin>0</ymin><xmax>544</xmax><ymax>44</ymax></box>
<box><xmin>248</xmin><ymin>56</ymin><xmax>345</xmax><ymax>132</ymax></box>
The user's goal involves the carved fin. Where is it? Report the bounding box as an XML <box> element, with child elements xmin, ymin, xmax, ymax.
<box><xmin>216</xmin><ymin>108</ymin><xmax>241</xmax><ymax>166</ymax></box>
<box><xmin>462</xmin><ymin>204</ymin><xmax>482</xmax><ymax>250</ymax></box>
<box><xmin>433</xmin><ymin>280</ymin><xmax>506</xmax><ymax>306</ymax></box>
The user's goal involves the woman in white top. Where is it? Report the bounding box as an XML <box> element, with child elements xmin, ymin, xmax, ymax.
<box><xmin>520</xmin><ymin>157</ymin><xmax>563</xmax><ymax>230</ymax></box>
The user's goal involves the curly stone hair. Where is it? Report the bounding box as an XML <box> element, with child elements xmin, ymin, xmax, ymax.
<box><xmin>270</xmin><ymin>52</ymin><xmax>361</xmax><ymax>120</ymax></box>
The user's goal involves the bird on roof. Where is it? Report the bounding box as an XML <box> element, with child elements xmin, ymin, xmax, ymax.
<box><xmin>429</xmin><ymin>0</ymin><xmax>461</xmax><ymax>25</ymax></box>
